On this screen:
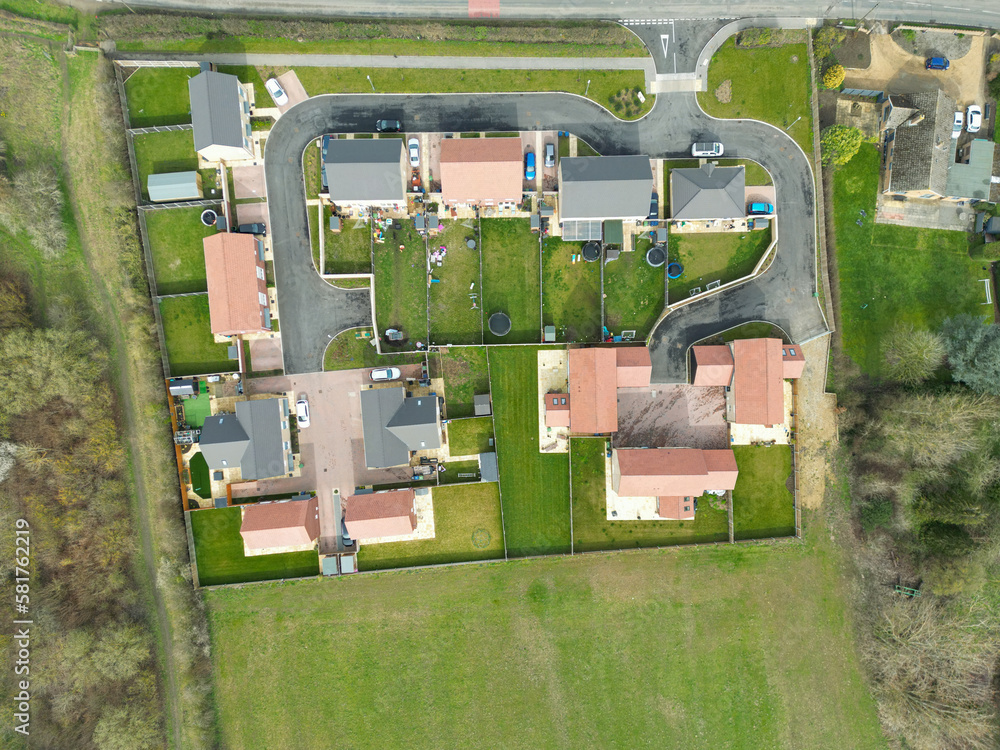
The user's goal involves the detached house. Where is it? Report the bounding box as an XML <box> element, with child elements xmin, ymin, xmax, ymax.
<box><xmin>551</xmin><ymin>346</ymin><xmax>652</xmax><ymax>434</ymax></box>
<box><xmin>360</xmin><ymin>388</ymin><xmax>441</xmax><ymax>469</ymax></box>
<box><xmin>199</xmin><ymin>397</ymin><xmax>293</xmax><ymax>481</ymax></box>
<box><xmin>239</xmin><ymin>496</ymin><xmax>320</xmax><ymax>554</ymax></box>
<box><xmin>188</xmin><ymin>70</ymin><xmax>253</xmax><ymax>162</ymax></box>
<box><xmin>669</xmin><ymin>163</ymin><xmax>746</xmax><ymax>221</ymax></box>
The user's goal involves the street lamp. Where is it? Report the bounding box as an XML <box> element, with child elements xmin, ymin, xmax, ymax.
<box><xmin>585</xmin><ymin>79</ymin><xmax>591</xmax><ymax>96</ymax></box>
<box><xmin>367</xmin><ymin>75</ymin><xmax>376</xmax><ymax>92</ymax></box>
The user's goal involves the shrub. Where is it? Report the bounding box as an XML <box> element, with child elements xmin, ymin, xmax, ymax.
<box><xmin>814</xmin><ymin>26</ymin><xmax>846</xmax><ymax>59</ymax></box>
<box><xmin>882</xmin><ymin>323</ymin><xmax>945</xmax><ymax>385</ymax></box>
<box><xmin>900</xmin><ymin>28</ymin><xmax>916</xmax><ymax>43</ymax></box>
<box><xmin>859</xmin><ymin>496</ymin><xmax>893</xmax><ymax>532</ymax></box>
<box><xmin>923</xmin><ymin>556</ymin><xmax>985</xmax><ymax>596</ymax></box>
<box><xmin>822</xmin><ymin>64</ymin><xmax>845</xmax><ymax>89</ymax></box>
<box><xmin>820</xmin><ymin>124</ymin><xmax>864</xmax><ymax>166</ymax></box>
<box><xmin>738</xmin><ymin>27</ymin><xmax>772</xmax><ymax>47</ymax></box>
<box><xmin>919</xmin><ymin>521</ymin><xmax>974</xmax><ymax>557</ymax></box>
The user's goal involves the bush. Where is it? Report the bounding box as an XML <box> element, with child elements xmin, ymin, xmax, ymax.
<box><xmin>814</xmin><ymin>26</ymin><xmax>846</xmax><ymax>59</ymax></box>
<box><xmin>820</xmin><ymin>124</ymin><xmax>864</xmax><ymax>166</ymax></box>
<box><xmin>923</xmin><ymin>556</ymin><xmax>985</xmax><ymax>596</ymax></box>
<box><xmin>882</xmin><ymin>323</ymin><xmax>945</xmax><ymax>385</ymax></box>
<box><xmin>738</xmin><ymin>27</ymin><xmax>772</xmax><ymax>47</ymax></box>
<box><xmin>918</xmin><ymin>521</ymin><xmax>974</xmax><ymax>557</ymax></box>
<box><xmin>822</xmin><ymin>64</ymin><xmax>845</xmax><ymax>89</ymax></box>
<box><xmin>859</xmin><ymin>496</ymin><xmax>893</xmax><ymax>532</ymax></box>
<box><xmin>900</xmin><ymin>28</ymin><xmax>916</xmax><ymax>43</ymax></box>
<box><xmin>941</xmin><ymin>314</ymin><xmax>1000</xmax><ymax>395</ymax></box>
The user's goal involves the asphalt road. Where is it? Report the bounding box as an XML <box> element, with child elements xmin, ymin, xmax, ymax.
<box><xmin>268</xmin><ymin>87</ymin><xmax>827</xmax><ymax>376</ymax></box>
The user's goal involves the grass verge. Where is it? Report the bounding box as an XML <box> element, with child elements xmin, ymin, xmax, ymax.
<box><xmin>732</xmin><ymin>445</ymin><xmax>795</xmax><ymax>540</ymax></box>
<box><xmin>481</xmin><ymin>219</ymin><xmax>540</xmax><ymax>344</ymax></box>
<box><xmin>541</xmin><ymin>237</ymin><xmax>602</xmax><ymax>342</ymax></box>
<box><xmin>159</xmin><ymin>295</ymin><xmax>238</xmax><ymax>375</ymax></box>
<box><xmin>145</xmin><ymin>206</ymin><xmax>220</xmax><ymax>294</ymax></box>
<box><xmin>603</xmin><ymin>239</ymin><xmax>665</xmax><ymax>336</ymax></box>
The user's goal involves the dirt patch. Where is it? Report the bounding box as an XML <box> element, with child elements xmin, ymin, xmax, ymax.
<box><xmin>714</xmin><ymin>79</ymin><xmax>732</xmax><ymax>104</ymax></box>
<box><xmin>890</xmin><ymin>27</ymin><xmax>973</xmax><ymax>61</ymax></box>
<box><xmin>832</xmin><ymin>30</ymin><xmax>871</xmax><ymax>69</ymax></box>
<box><xmin>793</xmin><ymin>336</ymin><xmax>838</xmax><ymax>510</ymax></box>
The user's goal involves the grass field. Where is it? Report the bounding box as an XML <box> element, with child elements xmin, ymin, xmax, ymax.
<box><xmin>356</xmin><ymin>483</ymin><xmax>505</xmax><ymax>570</ymax></box>
<box><xmin>146</xmin><ymin>206</ymin><xmax>221</xmax><ymax>294</ymax></box>
<box><xmin>489</xmin><ymin>347</ymin><xmax>571</xmax><ymax>556</ymax></box>
<box><xmin>373</xmin><ymin>222</ymin><xmax>427</xmax><ymax>350</ymax></box>
<box><xmin>123</xmin><ymin>67</ymin><xmax>196</xmax><ymax>128</ymax></box>
<box><xmin>429</xmin><ymin>220</ymin><xmax>483</xmax><ymax>346</ymax></box>
<box><xmin>481</xmin><ymin>219</ymin><xmax>541</xmax><ymax>344</ymax></box>
<box><xmin>132</xmin><ymin>129</ymin><xmax>199</xmax><ymax>200</ymax></box>
<box><xmin>732</xmin><ymin>445</ymin><xmax>796</xmax><ymax>540</ymax></box>
<box><xmin>570</xmin><ymin>438</ymin><xmax>729</xmax><ymax>551</ymax></box>
<box><xmin>190</xmin><ymin>507</ymin><xmax>319</xmax><ymax>586</ymax></box>
<box><xmin>323</xmin><ymin>328</ymin><xmax>425</xmax><ymax>372</ymax></box>
<box><xmin>439</xmin><ymin>346</ymin><xmax>490</xmax><ymax>418</ymax></box>
<box><xmin>603</xmin><ymin>240</ymin><xmax>666</xmax><ymax>336</ymax></box>
<box><xmin>541</xmin><ymin>237</ymin><xmax>602</xmax><ymax>342</ymax></box>
<box><xmin>697</xmin><ymin>37</ymin><xmax>814</xmax><ymax>155</ymax></box>
<box><xmin>205</xmin><ymin>521</ymin><xmax>886</xmax><ymax>749</ymax></box>
<box><xmin>159</xmin><ymin>295</ymin><xmax>238</xmax><ymax>376</ymax></box>
<box><xmin>833</xmin><ymin>144</ymin><xmax>986</xmax><ymax>376</ymax></box>
<box><xmin>447</xmin><ymin>417</ymin><xmax>494</xmax><ymax>456</ymax></box>
<box><xmin>324</xmin><ymin>219</ymin><xmax>372</xmax><ymax>275</ymax></box>
<box><xmin>668</xmin><ymin>227</ymin><xmax>772</xmax><ymax>301</ymax></box>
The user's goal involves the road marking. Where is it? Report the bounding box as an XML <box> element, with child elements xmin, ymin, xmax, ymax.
<box><xmin>660</xmin><ymin>34</ymin><xmax>670</xmax><ymax>55</ymax></box>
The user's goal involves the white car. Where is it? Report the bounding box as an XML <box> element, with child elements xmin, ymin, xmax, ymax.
<box><xmin>408</xmin><ymin>137</ymin><xmax>420</xmax><ymax>168</ymax></box>
<box><xmin>692</xmin><ymin>141</ymin><xmax>724</xmax><ymax>157</ymax></box>
<box><xmin>966</xmin><ymin>104</ymin><xmax>982</xmax><ymax>133</ymax></box>
<box><xmin>265</xmin><ymin>78</ymin><xmax>288</xmax><ymax>107</ymax></box>
<box><xmin>952</xmin><ymin>111</ymin><xmax>963</xmax><ymax>139</ymax></box>
<box><xmin>295</xmin><ymin>398</ymin><xmax>310</xmax><ymax>428</ymax></box>
<box><xmin>370</xmin><ymin>367</ymin><xmax>402</xmax><ymax>382</ymax></box>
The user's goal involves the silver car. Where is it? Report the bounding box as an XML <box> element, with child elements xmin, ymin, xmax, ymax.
<box><xmin>370</xmin><ymin>367</ymin><xmax>402</xmax><ymax>382</ymax></box>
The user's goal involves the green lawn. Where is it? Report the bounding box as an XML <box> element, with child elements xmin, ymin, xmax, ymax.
<box><xmin>732</xmin><ymin>445</ymin><xmax>796</xmax><ymax>540</ymax></box>
<box><xmin>697</xmin><ymin>37</ymin><xmax>814</xmax><ymax>155</ymax></box>
<box><xmin>132</xmin><ymin>129</ymin><xmax>199</xmax><ymax>201</ymax></box>
<box><xmin>324</xmin><ymin>219</ymin><xmax>372</xmax><ymax>275</ymax></box>
<box><xmin>481</xmin><ymin>219</ymin><xmax>541</xmax><ymax>344</ymax></box>
<box><xmin>124</xmin><ymin>67</ymin><xmax>196</xmax><ymax>128</ymax></box>
<box><xmin>292</xmin><ymin>68</ymin><xmax>653</xmax><ymax>120</ymax></box>
<box><xmin>373</xmin><ymin>222</ymin><xmax>427</xmax><ymax>349</ymax></box>
<box><xmin>717</xmin><ymin>158</ymin><xmax>773</xmax><ymax>186</ymax></box>
<box><xmin>541</xmin><ymin>238</ymin><xmax>602</xmax><ymax>342</ymax></box>
<box><xmin>191</xmin><ymin>506</ymin><xmax>319</xmax><ymax>586</ymax></box>
<box><xmin>356</xmin><ymin>483</ymin><xmax>505</xmax><ymax>571</ymax></box>
<box><xmin>159</xmin><ymin>295</ymin><xmax>238</xmax><ymax>376</ymax></box>
<box><xmin>303</xmin><ymin>138</ymin><xmax>322</xmax><ymax>200</ymax></box>
<box><xmin>145</xmin><ymin>206</ymin><xmax>221</xmax><ymax>294</ymax></box>
<box><xmin>447</xmin><ymin>417</ymin><xmax>494</xmax><ymax>456</ymax></box>
<box><xmin>668</xmin><ymin>227</ymin><xmax>772</xmax><ymax>301</ymax></box>
<box><xmin>834</xmin><ymin>144</ymin><xmax>986</xmax><ymax>376</ymax></box>
<box><xmin>570</xmin><ymin>438</ymin><xmax>729</xmax><ymax>551</ymax></box>
<box><xmin>216</xmin><ymin>64</ymin><xmax>269</xmax><ymax>102</ymax></box>
<box><xmin>323</xmin><ymin>328</ymin><xmax>425</xmax><ymax>372</ymax></box>
<box><xmin>189</xmin><ymin>452</ymin><xmax>211</xmax><ymax>499</ymax></box>
<box><xmin>439</xmin><ymin>346</ymin><xmax>490</xmax><ymax>418</ymax></box>
<box><xmin>603</xmin><ymin>239</ymin><xmax>665</xmax><ymax>336</ymax></box>
<box><xmin>205</xmin><ymin>523</ymin><xmax>886</xmax><ymax>749</ymax></box>
<box><xmin>489</xmin><ymin>347</ymin><xmax>571</xmax><ymax>556</ymax></box>
<box><xmin>429</xmin><ymin>219</ymin><xmax>483</xmax><ymax>346</ymax></box>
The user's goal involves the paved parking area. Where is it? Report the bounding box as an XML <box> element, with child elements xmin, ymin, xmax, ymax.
<box><xmin>275</xmin><ymin>70</ymin><xmax>309</xmax><ymax>114</ymax></box>
<box><xmin>614</xmin><ymin>384</ymin><xmax>727</xmax><ymax>449</ymax></box>
<box><xmin>248</xmin><ymin>337</ymin><xmax>283</xmax><ymax>372</ymax></box>
<box><xmin>233</xmin><ymin>165</ymin><xmax>266</xmax><ymax>200</ymax></box>
<box><xmin>236</xmin><ymin>202</ymin><xmax>268</xmax><ymax>226</ymax></box>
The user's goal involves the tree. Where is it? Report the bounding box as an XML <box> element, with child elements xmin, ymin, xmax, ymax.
<box><xmin>92</xmin><ymin>707</ymin><xmax>162</xmax><ymax>750</ymax></box>
<box><xmin>822</xmin><ymin>64</ymin><xmax>846</xmax><ymax>89</ymax></box>
<box><xmin>918</xmin><ymin>521</ymin><xmax>974</xmax><ymax>557</ymax></box>
<box><xmin>941</xmin><ymin>314</ymin><xmax>1000</xmax><ymax>394</ymax></box>
<box><xmin>820</xmin><ymin>125</ymin><xmax>863</xmax><ymax>166</ymax></box>
<box><xmin>882</xmin><ymin>323</ymin><xmax>945</xmax><ymax>385</ymax></box>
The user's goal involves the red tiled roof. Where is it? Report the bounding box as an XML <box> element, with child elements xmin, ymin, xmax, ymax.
<box><xmin>569</xmin><ymin>348</ymin><xmax>618</xmax><ymax>434</ymax></box>
<box><xmin>440</xmin><ymin>138</ymin><xmax>523</xmax><ymax>206</ymax></box>
<box><xmin>204</xmin><ymin>233</ymin><xmax>267</xmax><ymax>335</ymax></box>
<box><xmin>732</xmin><ymin>338</ymin><xmax>785</xmax><ymax>426</ymax></box>
<box><xmin>781</xmin><ymin>345</ymin><xmax>806</xmax><ymax>379</ymax></box>
<box><xmin>656</xmin><ymin>496</ymin><xmax>696</xmax><ymax>520</ymax></box>
<box><xmin>344</xmin><ymin>489</ymin><xmax>417</xmax><ymax>541</ymax></box>
<box><xmin>614</xmin><ymin>448</ymin><xmax>739</xmax><ymax>497</ymax></box>
<box><xmin>545</xmin><ymin>393</ymin><xmax>571</xmax><ymax>427</ymax></box>
<box><xmin>692</xmin><ymin>345</ymin><xmax>734</xmax><ymax>386</ymax></box>
<box><xmin>616</xmin><ymin>346</ymin><xmax>652</xmax><ymax>388</ymax></box>
<box><xmin>239</xmin><ymin>497</ymin><xmax>319</xmax><ymax>550</ymax></box>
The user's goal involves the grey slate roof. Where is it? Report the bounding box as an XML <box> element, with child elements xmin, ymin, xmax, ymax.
<box><xmin>559</xmin><ymin>156</ymin><xmax>653</xmax><ymax>221</ymax></box>
<box><xmin>188</xmin><ymin>71</ymin><xmax>246</xmax><ymax>152</ymax></box>
<box><xmin>985</xmin><ymin>216</ymin><xmax>1000</xmax><ymax>235</ymax></box>
<box><xmin>324</xmin><ymin>139</ymin><xmax>405</xmax><ymax>203</ymax></box>
<box><xmin>234</xmin><ymin>398</ymin><xmax>286</xmax><ymax>481</ymax></box>
<box><xmin>944</xmin><ymin>139</ymin><xmax>995</xmax><ymax>200</ymax></box>
<box><xmin>670</xmin><ymin>164</ymin><xmax>746</xmax><ymax>220</ymax></box>
<box><xmin>148</xmin><ymin>171</ymin><xmax>201</xmax><ymax>202</ymax></box>
<box><xmin>360</xmin><ymin>387</ymin><xmax>439</xmax><ymax>468</ymax></box>
<box><xmin>473</xmin><ymin>394</ymin><xmax>492</xmax><ymax>416</ymax></box>
<box><xmin>479</xmin><ymin>452</ymin><xmax>499</xmax><ymax>483</ymax></box>
<box><xmin>199</xmin><ymin>414</ymin><xmax>250</xmax><ymax>470</ymax></box>
<box><xmin>886</xmin><ymin>91</ymin><xmax>954</xmax><ymax>195</ymax></box>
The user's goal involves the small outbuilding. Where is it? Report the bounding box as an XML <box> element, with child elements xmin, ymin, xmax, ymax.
<box><xmin>148</xmin><ymin>171</ymin><xmax>203</xmax><ymax>203</ymax></box>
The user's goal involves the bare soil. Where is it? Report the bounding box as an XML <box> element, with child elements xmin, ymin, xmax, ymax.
<box><xmin>793</xmin><ymin>336</ymin><xmax>838</xmax><ymax>510</ymax></box>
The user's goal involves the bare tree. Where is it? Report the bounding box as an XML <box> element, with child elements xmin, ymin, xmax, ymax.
<box><xmin>883</xmin><ymin>323</ymin><xmax>945</xmax><ymax>385</ymax></box>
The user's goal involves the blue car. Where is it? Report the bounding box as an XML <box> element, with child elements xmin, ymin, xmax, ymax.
<box><xmin>525</xmin><ymin>150</ymin><xmax>536</xmax><ymax>180</ymax></box>
<box><xmin>748</xmin><ymin>202</ymin><xmax>774</xmax><ymax>216</ymax></box>
<box><xmin>925</xmin><ymin>57</ymin><xmax>950</xmax><ymax>71</ymax></box>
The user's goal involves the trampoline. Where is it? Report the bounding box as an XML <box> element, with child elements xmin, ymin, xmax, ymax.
<box><xmin>645</xmin><ymin>245</ymin><xmax>666</xmax><ymax>268</ymax></box>
<box><xmin>200</xmin><ymin>209</ymin><xmax>217</xmax><ymax>226</ymax></box>
<box><xmin>582</xmin><ymin>241</ymin><xmax>601</xmax><ymax>262</ymax></box>
<box><xmin>667</xmin><ymin>262</ymin><xmax>683</xmax><ymax>279</ymax></box>
<box><xmin>488</xmin><ymin>312</ymin><xmax>512</xmax><ymax>337</ymax></box>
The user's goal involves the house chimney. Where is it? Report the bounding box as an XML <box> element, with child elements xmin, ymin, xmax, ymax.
<box><xmin>904</xmin><ymin>113</ymin><xmax>925</xmax><ymax>127</ymax></box>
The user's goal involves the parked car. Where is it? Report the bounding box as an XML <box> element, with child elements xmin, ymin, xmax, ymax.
<box><xmin>747</xmin><ymin>202</ymin><xmax>774</xmax><ymax>216</ymax></box>
<box><xmin>295</xmin><ymin>398</ymin><xmax>310</xmax><ymax>429</ymax></box>
<box><xmin>408</xmin><ymin>137</ymin><xmax>420</xmax><ymax>167</ymax></box>
<box><xmin>952</xmin><ymin>111</ymin><xmax>964</xmax><ymax>139</ymax></box>
<box><xmin>370</xmin><ymin>367</ymin><xmax>401</xmax><ymax>382</ymax></box>
<box><xmin>265</xmin><ymin>78</ymin><xmax>288</xmax><ymax>106</ymax></box>
<box><xmin>238</xmin><ymin>222</ymin><xmax>266</xmax><ymax>235</ymax></box>
<box><xmin>525</xmin><ymin>149</ymin><xmax>536</xmax><ymax>180</ymax></box>
<box><xmin>375</xmin><ymin>119</ymin><xmax>401</xmax><ymax>133</ymax></box>
<box><xmin>692</xmin><ymin>141</ymin><xmax>724</xmax><ymax>157</ymax></box>
<box><xmin>967</xmin><ymin>104</ymin><xmax>983</xmax><ymax>133</ymax></box>
<box><xmin>925</xmin><ymin>57</ymin><xmax>950</xmax><ymax>71</ymax></box>
<box><xmin>648</xmin><ymin>192</ymin><xmax>659</xmax><ymax>222</ymax></box>
<box><xmin>544</xmin><ymin>142</ymin><xmax>556</xmax><ymax>168</ymax></box>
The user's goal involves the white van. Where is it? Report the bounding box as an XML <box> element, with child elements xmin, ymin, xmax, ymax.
<box><xmin>691</xmin><ymin>142</ymin><xmax>724</xmax><ymax>157</ymax></box>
